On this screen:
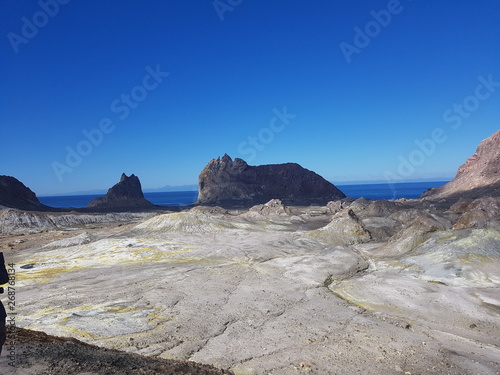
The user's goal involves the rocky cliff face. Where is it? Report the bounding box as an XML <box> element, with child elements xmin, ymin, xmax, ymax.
<box><xmin>88</xmin><ymin>173</ymin><xmax>154</xmax><ymax>209</ymax></box>
<box><xmin>196</xmin><ymin>154</ymin><xmax>345</xmax><ymax>205</ymax></box>
<box><xmin>0</xmin><ymin>175</ymin><xmax>47</xmax><ymax>210</ymax></box>
<box><xmin>423</xmin><ymin>130</ymin><xmax>500</xmax><ymax>199</ymax></box>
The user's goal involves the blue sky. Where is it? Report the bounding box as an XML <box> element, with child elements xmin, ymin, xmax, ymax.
<box><xmin>1</xmin><ymin>0</ymin><xmax>499</xmax><ymax>195</ymax></box>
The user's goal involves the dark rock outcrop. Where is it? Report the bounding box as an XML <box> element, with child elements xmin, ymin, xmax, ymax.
<box><xmin>88</xmin><ymin>173</ymin><xmax>154</xmax><ymax>209</ymax></box>
<box><xmin>0</xmin><ymin>175</ymin><xmax>47</xmax><ymax>210</ymax></box>
<box><xmin>422</xmin><ymin>130</ymin><xmax>500</xmax><ymax>199</ymax></box>
<box><xmin>196</xmin><ymin>154</ymin><xmax>346</xmax><ymax>206</ymax></box>
<box><xmin>11</xmin><ymin>327</ymin><xmax>233</xmax><ymax>375</ymax></box>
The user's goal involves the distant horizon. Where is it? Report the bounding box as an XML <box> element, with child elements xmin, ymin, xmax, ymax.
<box><xmin>36</xmin><ymin>180</ymin><xmax>450</xmax><ymax>209</ymax></box>
<box><xmin>37</xmin><ymin>178</ymin><xmax>451</xmax><ymax>197</ymax></box>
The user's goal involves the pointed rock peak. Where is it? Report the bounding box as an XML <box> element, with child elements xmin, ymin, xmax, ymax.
<box><xmin>88</xmin><ymin>173</ymin><xmax>153</xmax><ymax>209</ymax></box>
<box><xmin>207</xmin><ymin>154</ymin><xmax>239</xmax><ymax>170</ymax></box>
<box><xmin>119</xmin><ymin>174</ymin><xmax>140</xmax><ymax>184</ymax></box>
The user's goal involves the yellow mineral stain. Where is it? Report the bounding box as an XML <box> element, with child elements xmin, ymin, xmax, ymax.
<box><xmin>457</xmin><ymin>253</ymin><xmax>497</xmax><ymax>264</ymax></box>
<box><xmin>58</xmin><ymin>323</ymin><xmax>101</xmax><ymax>340</ymax></box>
<box><xmin>329</xmin><ymin>286</ymin><xmax>375</xmax><ymax>311</ymax></box>
<box><xmin>426</xmin><ymin>280</ymin><xmax>447</xmax><ymax>285</ymax></box>
<box><xmin>105</xmin><ymin>306</ymin><xmax>139</xmax><ymax>314</ymax></box>
<box><xmin>437</xmin><ymin>235</ymin><xmax>456</xmax><ymax>243</ymax></box>
<box><xmin>29</xmin><ymin>306</ymin><xmax>61</xmax><ymax>318</ymax></box>
<box><xmin>17</xmin><ymin>245</ymin><xmax>197</xmax><ymax>283</ymax></box>
<box><xmin>18</xmin><ymin>266</ymin><xmax>85</xmax><ymax>284</ymax></box>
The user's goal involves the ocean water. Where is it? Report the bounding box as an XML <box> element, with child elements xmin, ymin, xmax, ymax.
<box><xmin>38</xmin><ymin>191</ymin><xmax>199</xmax><ymax>209</ymax></box>
<box><xmin>338</xmin><ymin>181</ymin><xmax>448</xmax><ymax>201</ymax></box>
<box><xmin>38</xmin><ymin>181</ymin><xmax>448</xmax><ymax>209</ymax></box>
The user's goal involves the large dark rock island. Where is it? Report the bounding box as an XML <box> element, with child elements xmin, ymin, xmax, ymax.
<box><xmin>88</xmin><ymin>173</ymin><xmax>154</xmax><ymax>209</ymax></box>
<box><xmin>0</xmin><ymin>175</ymin><xmax>48</xmax><ymax>210</ymax></box>
<box><xmin>196</xmin><ymin>154</ymin><xmax>345</xmax><ymax>206</ymax></box>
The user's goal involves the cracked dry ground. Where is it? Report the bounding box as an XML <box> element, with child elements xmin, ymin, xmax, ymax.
<box><xmin>2</xmin><ymin>207</ymin><xmax>500</xmax><ymax>374</ymax></box>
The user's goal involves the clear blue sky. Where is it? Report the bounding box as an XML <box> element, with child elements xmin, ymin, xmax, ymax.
<box><xmin>1</xmin><ymin>0</ymin><xmax>499</xmax><ymax>195</ymax></box>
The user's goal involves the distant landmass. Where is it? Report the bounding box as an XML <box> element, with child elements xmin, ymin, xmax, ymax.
<box><xmin>143</xmin><ymin>184</ymin><xmax>198</xmax><ymax>193</ymax></box>
<box><xmin>43</xmin><ymin>184</ymin><xmax>198</xmax><ymax>197</ymax></box>
<box><xmin>43</xmin><ymin>181</ymin><xmax>452</xmax><ymax>198</ymax></box>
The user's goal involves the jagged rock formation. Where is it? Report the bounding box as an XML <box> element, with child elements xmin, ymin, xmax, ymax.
<box><xmin>0</xmin><ymin>175</ymin><xmax>47</xmax><ymax>211</ymax></box>
<box><xmin>196</xmin><ymin>154</ymin><xmax>345</xmax><ymax>206</ymax></box>
<box><xmin>422</xmin><ymin>130</ymin><xmax>500</xmax><ymax>199</ymax></box>
<box><xmin>88</xmin><ymin>173</ymin><xmax>154</xmax><ymax>209</ymax></box>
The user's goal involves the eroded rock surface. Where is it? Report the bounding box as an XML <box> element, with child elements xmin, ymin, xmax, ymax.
<box><xmin>451</xmin><ymin>197</ymin><xmax>500</xmax><ymax>230</ymax></box>
<box><xmin>0</xmin><ymin>208</ymin><xmax>155</xmax><ymax>234</ymax></box>
<box><xmin>4</xmin><ymin>197</ymin><xmax>499</xmax><ymax>375</ymax></box>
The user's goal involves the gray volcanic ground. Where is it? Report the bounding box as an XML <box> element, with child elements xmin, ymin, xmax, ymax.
<box><xmin>1</xmin><ymin>197</ymin><xmax>500</xmax><ymax>374</ymax></box>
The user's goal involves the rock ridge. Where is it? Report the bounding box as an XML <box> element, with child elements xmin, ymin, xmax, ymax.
<box><xmin>423</xmin><ymin>130</ymin><xmax>500</xmax><ymax>199</ymax></box>
<box><xmin>0</xmin><ymin>175</ymin><xmax>48</xmax><ymax>210</ymax></box>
